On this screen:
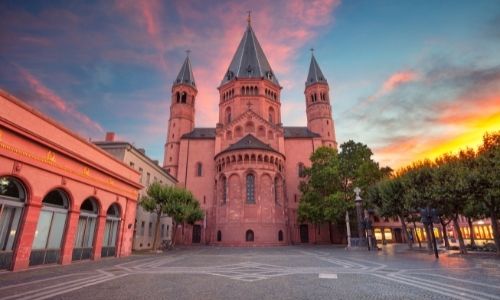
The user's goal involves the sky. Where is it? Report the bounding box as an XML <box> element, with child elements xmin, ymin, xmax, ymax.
<box><xmin>1</xmin><ymin>0</ymin><xmax>499</xmax><ymax>169</ymax></box>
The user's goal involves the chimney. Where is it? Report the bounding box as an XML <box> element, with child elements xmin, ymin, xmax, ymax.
<box><xmin>105</xmin><ymin>132</ymin><xmax>116</xmax><ymax>142</ymax></box>
<box><xmin>138</xmin><ymin>148</ymin><xmax>146</xmax><ymax>155</ymax></box>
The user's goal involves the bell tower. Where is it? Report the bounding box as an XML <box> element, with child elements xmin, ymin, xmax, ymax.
<box><xmin>163</xmin><ymin>53</ymin><xmax>197</xmax><ymax>177</ymax></box>
<box><xmin>305</xmin><ymin>52</ymin><xmax>336</xmax><ymax>148</ymax></box>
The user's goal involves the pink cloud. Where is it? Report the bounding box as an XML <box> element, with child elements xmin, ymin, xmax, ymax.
<box><xmin>17</xmin><ymin>66</ymin><xmax>104</xmax><ymax>134</ymax></box>
<box><xmin>381</xmin><ymin>71</ymin><xmax>419</xmax><ymax>94</ymax></box>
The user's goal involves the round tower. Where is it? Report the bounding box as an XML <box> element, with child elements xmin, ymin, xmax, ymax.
<box><xmin>163</xmin><ymin>54</ymin><xmax>197</xmax><ymax>177</ymax></box>
<box><xmin>305</xmin><ymin>53</ymin><xmax>337</xmax><ymax>148</ymax></box>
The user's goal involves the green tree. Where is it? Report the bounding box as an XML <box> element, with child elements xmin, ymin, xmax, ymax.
<box><xmin>140</xmin><ymin>182</ymin><xmax>203</xmax><ymax>249</ymax></box>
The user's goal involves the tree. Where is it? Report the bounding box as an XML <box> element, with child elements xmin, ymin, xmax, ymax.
<box><xmin>140</xmin><ymin>182</ymin><xmax>203</xmax><ymax>249</ymax></box>
<box><xmin>471</xmin><ymin>131</ymin><xmax>500</xmax><ymax>254</ymax></box>
<box><xmin>298</xmin><ymin>147</ymin><xmax>351</xmax><ymax>243</ymax></box>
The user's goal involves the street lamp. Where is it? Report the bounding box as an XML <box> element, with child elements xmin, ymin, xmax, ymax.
<box><xmin>420</xmin><ymin>207</ymin><xmax>440</xmax><ymax>259</ymax></box>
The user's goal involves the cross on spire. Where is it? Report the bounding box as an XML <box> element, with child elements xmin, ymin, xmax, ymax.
<box><xmin>186</xmin><ymin>49</ymin><xmax>191</xmax><ymax>57</ymax></box>
<box><xmin>310</xmin><ymin>48</ymin><xmax>315</xmax><ymax>56</ymax></box>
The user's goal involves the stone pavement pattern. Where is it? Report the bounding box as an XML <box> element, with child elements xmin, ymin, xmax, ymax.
<box><xmin>0</xmin><ymin>246</ymin><xmax>499</xmax><ymax>300</ymax></box>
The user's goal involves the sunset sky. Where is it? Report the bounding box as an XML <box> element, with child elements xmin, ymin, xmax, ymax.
<box><xmin>1</xmin><ymin>0</ymin><xmax>499</xmax><ymax>169</ymax></box>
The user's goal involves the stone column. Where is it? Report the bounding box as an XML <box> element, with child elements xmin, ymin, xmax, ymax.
<box><xmin>92</xmin><ymin>214</ymin><xmax>106</xmax><ymax>261</ymax></box>
<box><xmin>60</xmin><ymin>209</ymin><xmax>79</xmax><ymax>265</ymax></box>
<box><xmin>354</xmin><ymin>187</ymin><xmax>365</xmax><ymax>240</ymax></box>
<box><xmin>11</xmin><ymin>200</ymin><xmax>41</xmax><ymax>271</ymax></box>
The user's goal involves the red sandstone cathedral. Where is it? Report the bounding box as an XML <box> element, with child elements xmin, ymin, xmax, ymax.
<box><xmin>164</xmin><ymin>18</ymin><xmax>338</xmax><ymax>246</ymax></box>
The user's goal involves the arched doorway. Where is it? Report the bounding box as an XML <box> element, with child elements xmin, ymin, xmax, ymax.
<box><xmin>30</xmin><ymin>189</ymin><xmax>69</xmax><ymax>266</ymax></box>
<box><xmin>246</xmin><ymin>230</ymin><xmax>254</xmax><ymax>242</ymax></box>
<box><xmin>192</xmin><ymin>225</ymin><xmax>201</xmax><ymax>243</ymax></box>
<box><xmin>0</xmin><ymin>177</ymin><xmax>26</xmax><ymax>270</ymax></box>
<box><xmin>300</xmin><ymin>224</ymin><xmax>309</xmax><ymax>243</ymax></box>
<box><xmin>73</xmin><ymin>197</ymin><xmax>99</xmax><ymax>261</ymax></box>
<box><xmin>102</xmin><ymin>204</ymin><xmax>120</xmax><ymax>258</ymax></box>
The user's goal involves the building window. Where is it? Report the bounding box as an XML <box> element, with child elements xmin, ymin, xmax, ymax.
<box><xmin>222</xmin><ymin>177</ymin><xmax>227</xmax><ymax>204</ymax></box>
<box><xmin>278</xmin><ymin>230</ymin><xmax>283</xmax><ymax>241</ymax></box>
<box><xmin>73</xmin><ymin>197</ymin><xmax>98</xmax><ymax>261</ymax></box>
<box><xmin>225</xmin><ymin>107</ymin><xmax>232</xmax><ymax>123</ymax></box>
<box><xmin>196</xmin><ymin>162</ymin><xmax>203</xmax><ymax>177</ymax></box>
<box><xmin>298</xmin><ymin>163</ymin><xmax>306</xmax><ymax>178</ymax></box>
<box><xmin>268</xmin><ymin>107</ymin><xmax>275</xmax><ymax>123</ymax></box>
<box><xmin>246</xmin><ymin>230</ymin><xmax>254</xmax><ymax>242</ymax></box>
<box><xmin>148</xmin><ymin>222</ymin><xmax>153</xmax><ymax>237</ymax></box>
<box><xmin>161</xmin><ymin>224</ymin><xmax>165</xmax><ymax>238</ymax></box>
<box><xmin>139</xmin><ymin>168</ymin><xmax>143</xmax><ymax>183</ymax></box>
<box><xmin>166</xmin><ymin>225</ymin><xmax>170</xmax><ymax>238</ymax></box>
<box><xmin>217</xmin><ymin>230</ymin><xmax>222</xmax><ymax>242</ymax></box>
<box><xmin>129</xmin><ymin>162</ymin><xmax>135</xmax><ymax>168</ymax></box>
<box><xmin>181</xmin><ymin>92</ymin><xmax>187</xmax><ymax>103</ymax></box>
<box><xmin>140</xmin><ymin>221</ymin><xmax>145</xmax><ymax>236</ymax></box>
<box><xmin>274</xmin><ymin>177</ymin><xmax>279</xmax><ymax>204</ymax></box>
<box><xmin>146</xmin><ymin>172</ymin><xmax>151</xmax><ymax>185</ymax></box>
<box><xmin>246</xmin><ymin>174</ymin><xmax>255</xmax><ymax>204</ymax></box>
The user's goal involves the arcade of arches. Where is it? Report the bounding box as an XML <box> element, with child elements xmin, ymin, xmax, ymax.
<box><xmin>0</xmin><ymin>91</ymin><xmax>141</xmax><ymax>271</ymax></box>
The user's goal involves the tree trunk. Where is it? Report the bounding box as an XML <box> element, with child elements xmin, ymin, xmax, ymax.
<box><xmin>413</xmin><ymin>220</ymin><xmax>422</xmax><ymax>248</ymax></box>
<box><xmin>328</xmin><ymin>221</ymin><xmax>334</xmax><ymax>244</ymax></box>
<box><xmin>399</xmin><ymin>215</ymin><xmax>412</xmax><ymax>249</ymax></box>
<box><xmin>440</xmin><ymin>217</ymin><xmax>450</xmax><ymax>249</ymax></box>
<box><xmin>453</xmin><ymin>215</ymin><xmax>467</xmax><ymax>254</ymax></box>
<box><xmin>467</xmin><ymin>217</ymin><xmax>476</xmax><ymax>247</ymax></box>
<box><xmin>171</xmin><ymin>221</ymin><xmax>178</xmax><ymax>247</ymax></box>
<box><xmin>490</xmin><ymin>209</ymin><xmax>500</xmax><ymax>256</ymax></box>
<box><xmin>424</xmin><ymin>223</ymin><xmax>433</xmax><ymax>251</ymax></box>
<box><xmin>152</xmin><ymin>211</ymin><xmax>162</xmax><ymax>250</ymax></box>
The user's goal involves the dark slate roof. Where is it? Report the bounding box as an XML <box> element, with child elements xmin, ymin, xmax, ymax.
<box><xmin>174</xmin><ymin>55</ymin><xmax>196</xmax><ymax>88</ymax></box>
<box><xmin>221</xmin><ymin>23</ymin><xmax>279</xmax><ymax>86</ymax></box>
<box><xmin>222</xmin><ymin>134</ymin><xmax>276</xmax><ymax>153</ymax></box>
<box><xmin>181</xmin><ymin>128</ymin><xmax>216</xmax><ymax>139</ymax></box>
<box><xmin>306</xmin><ymin>54</ymin><xmax>327</xmax><ymax>86</ymax></box>
<box><xmin>284</xmin><ymin>127</ymin><xmax>320</xmax><ymax>138</ymax></box>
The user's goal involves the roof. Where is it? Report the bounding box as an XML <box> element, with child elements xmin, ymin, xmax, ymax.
<box><xmin>283</xmin><ymin>127</ymin><xmax>321</xmax><ymax>138</ymax></box>
<box><xmin>306</xmin><ymin>54</ymin><xmax>327</xmax><ymax>86</ymax></box>
<box><xmin>221</xmin><ymin>23</ymin><xmax>279</xmax><ymax>86</ymax></box>
<box><xmin>220</xmin><ymin>134</ymin><xmax>277</xmax><ymax>154</ymax></box>
<box><xmin>181</xmin><ymin>128</ymin><xmax>216</xmax><ymax>139</ymax></box>
<box><xmin>174</xmin><ymin>55</ymin><xmax>196</xmax><ymax>88</ymax></box>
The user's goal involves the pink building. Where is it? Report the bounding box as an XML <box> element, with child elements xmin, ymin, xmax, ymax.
<box><xmin>0</xmin><ymin>90</ymin><xmax>141</xmax><ymax>271</ymax></box>
<box><xmin>163</xmin><ymin>19</ymin><xmax>339</xmax><ymax>246</ymax></box>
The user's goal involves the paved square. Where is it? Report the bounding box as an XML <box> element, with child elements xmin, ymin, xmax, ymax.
<box><xmin>0</xmin><ymin>245</ymin><xmax>499</xmax><ymax>300</ymax></box>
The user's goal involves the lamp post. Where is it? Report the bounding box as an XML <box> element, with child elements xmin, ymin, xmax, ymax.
<box><xmin>420</xmin><ymin>207</ymin><xmax>439</xmax><ymax>259</ymax></box>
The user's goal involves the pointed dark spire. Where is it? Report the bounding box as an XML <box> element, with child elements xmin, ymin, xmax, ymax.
<box><xmin>306</xmin><ymin>52</ymin><xmax>327</xmax><ymax>86</ymax></box>
<box><xmin>174</xmin><ymin>52</ymin><xmax>196</xmax><ymax>88</ymax></box>
<box><xmin>221</xmin><ymin>19</ymin><xmax>279</xmax><ymax>86</ymax></box>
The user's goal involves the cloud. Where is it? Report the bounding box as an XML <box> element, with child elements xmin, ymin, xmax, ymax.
<box><xmin>381</xmin><ymin>71</ymin><xmax>419</xmax><ymax>94</ymax></box>
<box><xmin>16</xmin><ymin>66</ymin><xmax>104</xmax><ymax>135</ymax></box>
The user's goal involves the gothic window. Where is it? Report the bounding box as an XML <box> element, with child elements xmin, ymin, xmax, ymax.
<box><xmin>181</xmin><ymin>92</ymin><xmax>187</xmax><ymax>103</ymax></box>
<box><xmin>298</xmin><ymin>163</ymin><xmax>306</xmax><ymax>178</ymax></box>
<box><xmin>222</xmin><ymin>177</ymin><xmax>227</xmax><ymax>204</ymax></box>
<box><xmin>246</xmin><ymin>174</ymin><xmax>255</xmax><ymax>204</ymax></box>
<box><xmin>196</xmin><ymin>162</ymin><xmax>203</xmax><ymax>177</ymax></box>
<box><xmin>246</xmin><ymin>229</ymin><xmax>254</xmax><ymax>242</ymax></box>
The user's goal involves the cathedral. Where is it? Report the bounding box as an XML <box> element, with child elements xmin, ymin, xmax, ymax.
<box><xmin>163</xmin><ymin>18</ymin><xmax>339</xmax><ymax>246</ymax></box>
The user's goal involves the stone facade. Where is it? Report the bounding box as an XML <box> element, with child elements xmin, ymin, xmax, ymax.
<box><xmin>95</xmin><ymin>135</ymin><xmax>177</xmax><ymax>250</ymax></box>
<box><xmin>0</xmin><ymin>90</ymin><xmax>142</xmax><ymax>271</ymax></box>
<box><xmin>163</xmin><ymin>21</ymin><xmax>338</xmax><ymax>246</ymax></box>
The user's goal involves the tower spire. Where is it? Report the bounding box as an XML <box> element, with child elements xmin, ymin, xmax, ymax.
<box><xmin>306</xmin><ymin>51</ymin><xmax>327</xmax><ymax>86</ymax></box>
<box><xmin>174</xmin><ymin>52</ymin><xmax>196</xmax><ymax>89</ymax></box>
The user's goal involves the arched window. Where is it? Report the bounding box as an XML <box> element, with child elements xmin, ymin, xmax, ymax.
<box><xmin>246</xmin><ymin>174</ymin><xmax>255</xmax><ymax>204</ymax></box>
<box><xmin>298</xmin><ymin>163</ymin><xmax>306</xmax><ymax>178</ymax></box>
<box><xmin>268</xmin><ymin>107</ymin><xmax>275</xmax><ymax>124</ymax></box>
<box><xmin>274</xmin><ymin>177</ymin><xmax>279</xmax><ymax>204</ymax></box>
<box><xmin>221</xmin><ymin>177</ymin><xmax>227</xmax><ymax>204</ymax></box>
<box><xmin>217</xmin><ymin>230</ymin><xmax>222</xmax><ymax>242</ymax></box>
<box><xmin>31</xmin><ymin>189</ymin><xmax>69</xmax><ymax>266</ymax></box>
<box><xmin>225</xmin><ymin>107</ymin><xmax>232</xmax><ymax>123</ymax></box>
<box><xmin>235</xmin><ymin>126</ymin><xmax>243</xmax><ymax>138</ymax></box>
<box><xmin>196</xmin><ymin>162</ymin><xmax>203</xmax><ymax>177</ymax></box>
<box><xmin>73</xmin><ymin>197</ymin><xmax>99</xmax><ymax>261</ymax></box>
<box><xmin>246</xmin><ymin>230</ymin><xmax>254</xmax><ymax>242</ymax></box>
<box><xmin>181</xmin><ymin>92</ymin><xmax>187</xmax><ymax>103</ymax></box>
<box><xmin>278</xmin><ymin>230</ymin><xmax>283</xmax><ymax>241</ymax></box>
<box><xmin>102</xmin><ymin>204</ymin><xmax>120</xmax><ymax>258</ymax></box>
<box><xmin>245</xmin><ymin>121</ymin><xmax>255</xmax><ymax>133</ymax></box>
<box><xmin>176</xmin><ymin>92</ymin><xmax>180</xmax><ymax>103</ymax></box>
<box><xmin>226</xmin><ymin>130</ymin><xmax>232</xmax><ymax>140</ymax></box>
<box><xmin>0</xmin><ymin>177</ymin><xmax>26</xmax><ymax>269</ymax></box>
